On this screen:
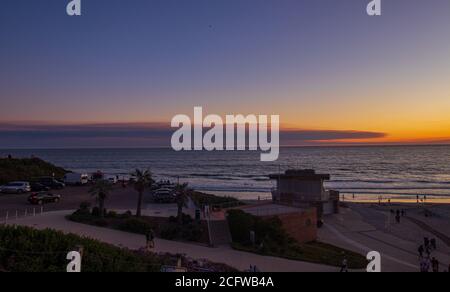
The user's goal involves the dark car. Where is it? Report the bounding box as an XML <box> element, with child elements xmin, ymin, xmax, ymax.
<box><xmin>28</xmin><ymin>193</ymin><xmax>61</xmax><ymax>205</ymax></box>
<box><xmin>30</xmin><ymin>182</ymin><xmax>51</xmax><ymax>192</ymax></box>
<box><xmin>35</xmin><ymin>177</ymin><xmax>65</xmax><ymax>190</ymax></box>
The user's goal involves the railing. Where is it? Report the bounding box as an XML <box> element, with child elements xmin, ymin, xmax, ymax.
<box><xmin>0</xmin><ymin>206</ymin><xmax>45</xmax><ymax>225</ymax></box>
<box><xmin>195</xmin><ymin>200</ymin><xmax>245</xmax><ymax>212</ymax></box>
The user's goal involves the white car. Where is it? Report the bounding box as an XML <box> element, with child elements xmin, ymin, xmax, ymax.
<box><xmin>105</xmin><ymin>175</ymin><xmax>118</xmax><ymax>184</ymax></box>
<box><xmin>0</xmin><ymin>181</ymin><xmax>31</xmax><ymax>194</ymax></box>
<box><xmin>64</xmin><ymin>173</ymin><xmax>89</xmax><ymax>185</ymax></box>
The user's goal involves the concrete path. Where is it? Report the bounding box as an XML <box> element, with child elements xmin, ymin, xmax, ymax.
<box><xmin>5</xmin><ymin>210</ymin><xmax>339</xmax><ymax>272</ymax></box>
<box><xmin>319</xmin><ymin>206</ymin><xmax>450</xmax><ymax>272</ymax></box>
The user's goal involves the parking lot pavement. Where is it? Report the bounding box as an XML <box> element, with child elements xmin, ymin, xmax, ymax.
<box><xmin>0</xmin><ymin>185</ymin><xmax>144</xmax><ymax>219</ymax></box>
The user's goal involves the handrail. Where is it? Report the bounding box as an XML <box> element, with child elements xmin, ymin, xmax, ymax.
<box><xmin>0</xmin><ymin>206</ymin><xmax>45</xmax><ymax>224</ymax></box>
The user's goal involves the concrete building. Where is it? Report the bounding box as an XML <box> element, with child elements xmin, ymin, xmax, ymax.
<box><xmin>269</xmin><ymin>169</ymin><xmax>340</xmax><ymax>218</ymax></box>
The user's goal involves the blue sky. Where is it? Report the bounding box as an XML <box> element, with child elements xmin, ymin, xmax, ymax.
<box><xmin>1</xmin><ymin>0</ymin><xmax>449</xmax><ymax>147</ymax></box>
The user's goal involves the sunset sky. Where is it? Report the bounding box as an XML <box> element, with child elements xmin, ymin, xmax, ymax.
<box><xmin>1</xmin><ymin>0</ymin><xmax>449</xmax><ymax>148</ymax></box>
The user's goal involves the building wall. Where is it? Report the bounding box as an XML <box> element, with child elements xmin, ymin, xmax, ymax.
<box><xmin>278</xmin><ymin>178</ymin><xmax>325</xmax><ymax>201</ymax></box>
<box><xmin>263</xmin><ymin>208</ymin><xmax>317</xmax><ymax>243</ymax></box>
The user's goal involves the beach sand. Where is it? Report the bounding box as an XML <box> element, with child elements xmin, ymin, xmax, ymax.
<box><xmin>341</xmin><ymin>196</ymin><xmax>450</xmax><ymax>205</ymax></box>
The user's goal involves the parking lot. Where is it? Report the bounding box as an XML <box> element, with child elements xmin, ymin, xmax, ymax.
<box><xmin>0</xmin><ymin>185</ymin><xmax>141</xmax><ymax>220</ymax></box>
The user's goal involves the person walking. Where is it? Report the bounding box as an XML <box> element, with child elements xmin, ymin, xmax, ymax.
<box><xmin>424</xmin><ymin>237</ymin><xmax>430</xmax><ymax>249</ymax></box>
<box><xmin>395</xmin><ymin>210</ymin><xmax>401</xmax><ymax>224</ymax></box>
<box><xmin>395</xmin><ymin>214</ymin><xmax>401</xmax><ymax>223</ymax></box>
<box><xmin>146</xmin><ymin>228</ymin><xmax>155</xmax><ymax>251</ymax></box>
<box><xmin>426</xmin><ymin>245</ymin><xmax>432</xmax><ymax>257</ymax></box>
<box><xmin>418</xmin><ymin>245</ymin><xmax>424</xmax><ymax>258</ymax></box>
<box><xmin>430</xmin><ymin>238</ymin><xmax>437</xmax><ymax>250</ymax></box>
<box><xmin>420</xmin><ymin>257</ymin><xmax>431</xmax><ymax>273</ymax></box>
<box><xmin>431</xmin><ymin>257</ymin><xmax>439</xmax><ymax>273</ymax></box>
<box><xmin>340</xmin><ymin>257</ymin><xmax>348</xmax><ymax>273</ymax></box>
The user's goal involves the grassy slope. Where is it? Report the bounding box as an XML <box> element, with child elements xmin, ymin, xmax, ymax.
<box><xmin>0</xmin><ymin>157</ymin><xmax>68</xmax><ymax>185</ymax></box>
<box><xmin>0</xmin><ymin>225</ymin><xmax>236</xmax><ymax>272</ymax></box>
<box><xmin>0</xmin><ymin>225</ymin><xmax>162</xmax><ymax>272</ymax></box>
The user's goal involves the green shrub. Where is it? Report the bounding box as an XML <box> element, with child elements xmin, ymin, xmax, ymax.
<box><xmin>93</xmin><ymin>219</ymin><xmax>109</xmax><ymax>227</ymax></box>
<box><xmin>168</xmin><ymin>214</ymin><xmax>193</xmax><ymax>225</ymax></box>
<box><xmin>91</xmin><ymin>207</ymin><xmax>100</xmax><ymax>217</ymax></box>
<box><xmin>119</xmin><ymin>218</ymin><xmax>154</xmax><ymax>235</ymax></box>
<box><xmin>91</xmin><ymin>207</ymin><xmax>106</xmax><ymax>217</ymax></box>
<box><xmin>160</xmin><ymin>224</ymin><xmax>180</xmax><ymax>240</ymax></box>
<box><xmin>107</xmin><ymin>211</ymin><xmax>118</xmax><ymax>218</ymax></box>
<box><xmin>118</xmin><ymin>211</ymin><xmax>133</xmax><ymax>219</ymax></box>
<box><xmin>0</xmin><ymin>225</ymin><xmax>162</xmax><ymax>272</ymax></box>
<box><xmin>227</xmin><ymin>209</ymin><xmax>293</xmax><ymax>249</ymax></box>
<box><xmin>181</xmin><ymin>223</ymin><xmax>204</xmax><ymax>242</ymax></box>
<box><xmin>182</xmin><ymin>214</ymin><xmax>194</xmax><ymax>225</ymax></box>
<box><xmin>227</xmin><ymin>209</ymin><xmax>368</xmax><ymax>269</ymax></box>
<box><xmin>226</xmin><ymin>209</ymin><xmax>256</xmax><ymax>244</ymax></box>
<box><xmin>254</xmin><ymin>216</ymin><xmax>291</xmax><ymax>247</ymax></box>
<box><xmin>68</xmin><ymin>210</ymin><xmax>93</xmax><ymax>223</ymax></box>
<box><xmin>79</xmin><ymin>202</ymin><xmax>91</xmax><ymax>213</ymax></box>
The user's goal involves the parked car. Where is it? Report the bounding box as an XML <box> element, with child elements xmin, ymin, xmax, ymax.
<box><xmin>0</xmin><ymin>181</ymin><xmax>31</xmax><ymax>194</ymax></box>
<box><xmin>34</xmin><ymin>177</ymin><xmax>65</xmax><ymax>189</ymax></box>
<box><xmin>64</xmin><ymin>173</ymin><xmax>89</xmax><ymax>185</ymax></box>
<box><xmin>30</xmin><ymin>182</ymin><xmax>51</xmax><ymax>192</ymax></box>
<box><xmin>153</xmin><ymin>188</ymin><xmax>176</xmax><ymax>203</ymax></box>
<box><xmin>28</xmin><ymin>192</ymin><xmax>61</xmax><ymax>205</ymax></box>
<box><xmin>105</xmin><ymin>175</ymin><xmax>118</xmax><ymax>185</ymax></box>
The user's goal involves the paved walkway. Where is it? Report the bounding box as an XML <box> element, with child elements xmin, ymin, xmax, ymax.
<box><xmin>6</xmin><ymin>210</ymin><xmax>339</xmax><ymax>272</ymax></box>
<box><xmin>319</xmin><ymin>206</ymin><xmax>450</xmax><ymax>272</ymax></box>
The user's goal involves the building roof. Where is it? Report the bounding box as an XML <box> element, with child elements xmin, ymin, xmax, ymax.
<box><xmin>269</xmin><ymin>169</ymin><xmax>330</xmax><ymax>180</ymax></box>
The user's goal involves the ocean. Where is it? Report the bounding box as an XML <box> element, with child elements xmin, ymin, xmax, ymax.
<box><xmin>1</xmin><ymin>145</ymin><xmax>450</xmax><ymax>200</ymax></box>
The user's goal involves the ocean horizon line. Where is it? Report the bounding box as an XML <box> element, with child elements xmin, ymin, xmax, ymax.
<box><xmin>1</xmin><ymin>143</ymin><xmax>450</xmax><ymax>151</ymax></box>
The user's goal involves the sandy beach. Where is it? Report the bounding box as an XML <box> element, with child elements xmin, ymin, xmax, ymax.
<box><xmin>340</xmin><ymin>195</ymin><xmax>450</xmax><ymax>205</ymax></box>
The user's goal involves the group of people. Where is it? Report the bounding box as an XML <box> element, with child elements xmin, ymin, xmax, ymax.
<box><xmin>419</xmin><ymin>257</ymin><xmax>441</xmax><ymax>273</ymax></box>
<box><xmin>390</xmin><ymin>209</ymin><xmax>406</xmax><ymax>224</ymax></box>
<box><xmin>417</xmin><ymin>195</ymin><xmax>428</xmax><ymax>203</ymax></box>
<box><xmin>418</xmin><ymin>237</ymin><xmax>448</xmax><ymax>272</ymax></box>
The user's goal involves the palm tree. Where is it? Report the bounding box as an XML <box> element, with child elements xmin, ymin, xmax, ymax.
<box><xmin>89</xmin><ymin>179</ymin><xmax>112</xmax><ymax>218</ymax></box>
<box><xmin>131</xmin><ymin>169</ymin><xmax>153</xmax><ymax>217</ymax></box>
<box><xmin>174</xmin><ymin>183</ymin><xmax>192</xmax><ymax>225</ymax></box>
